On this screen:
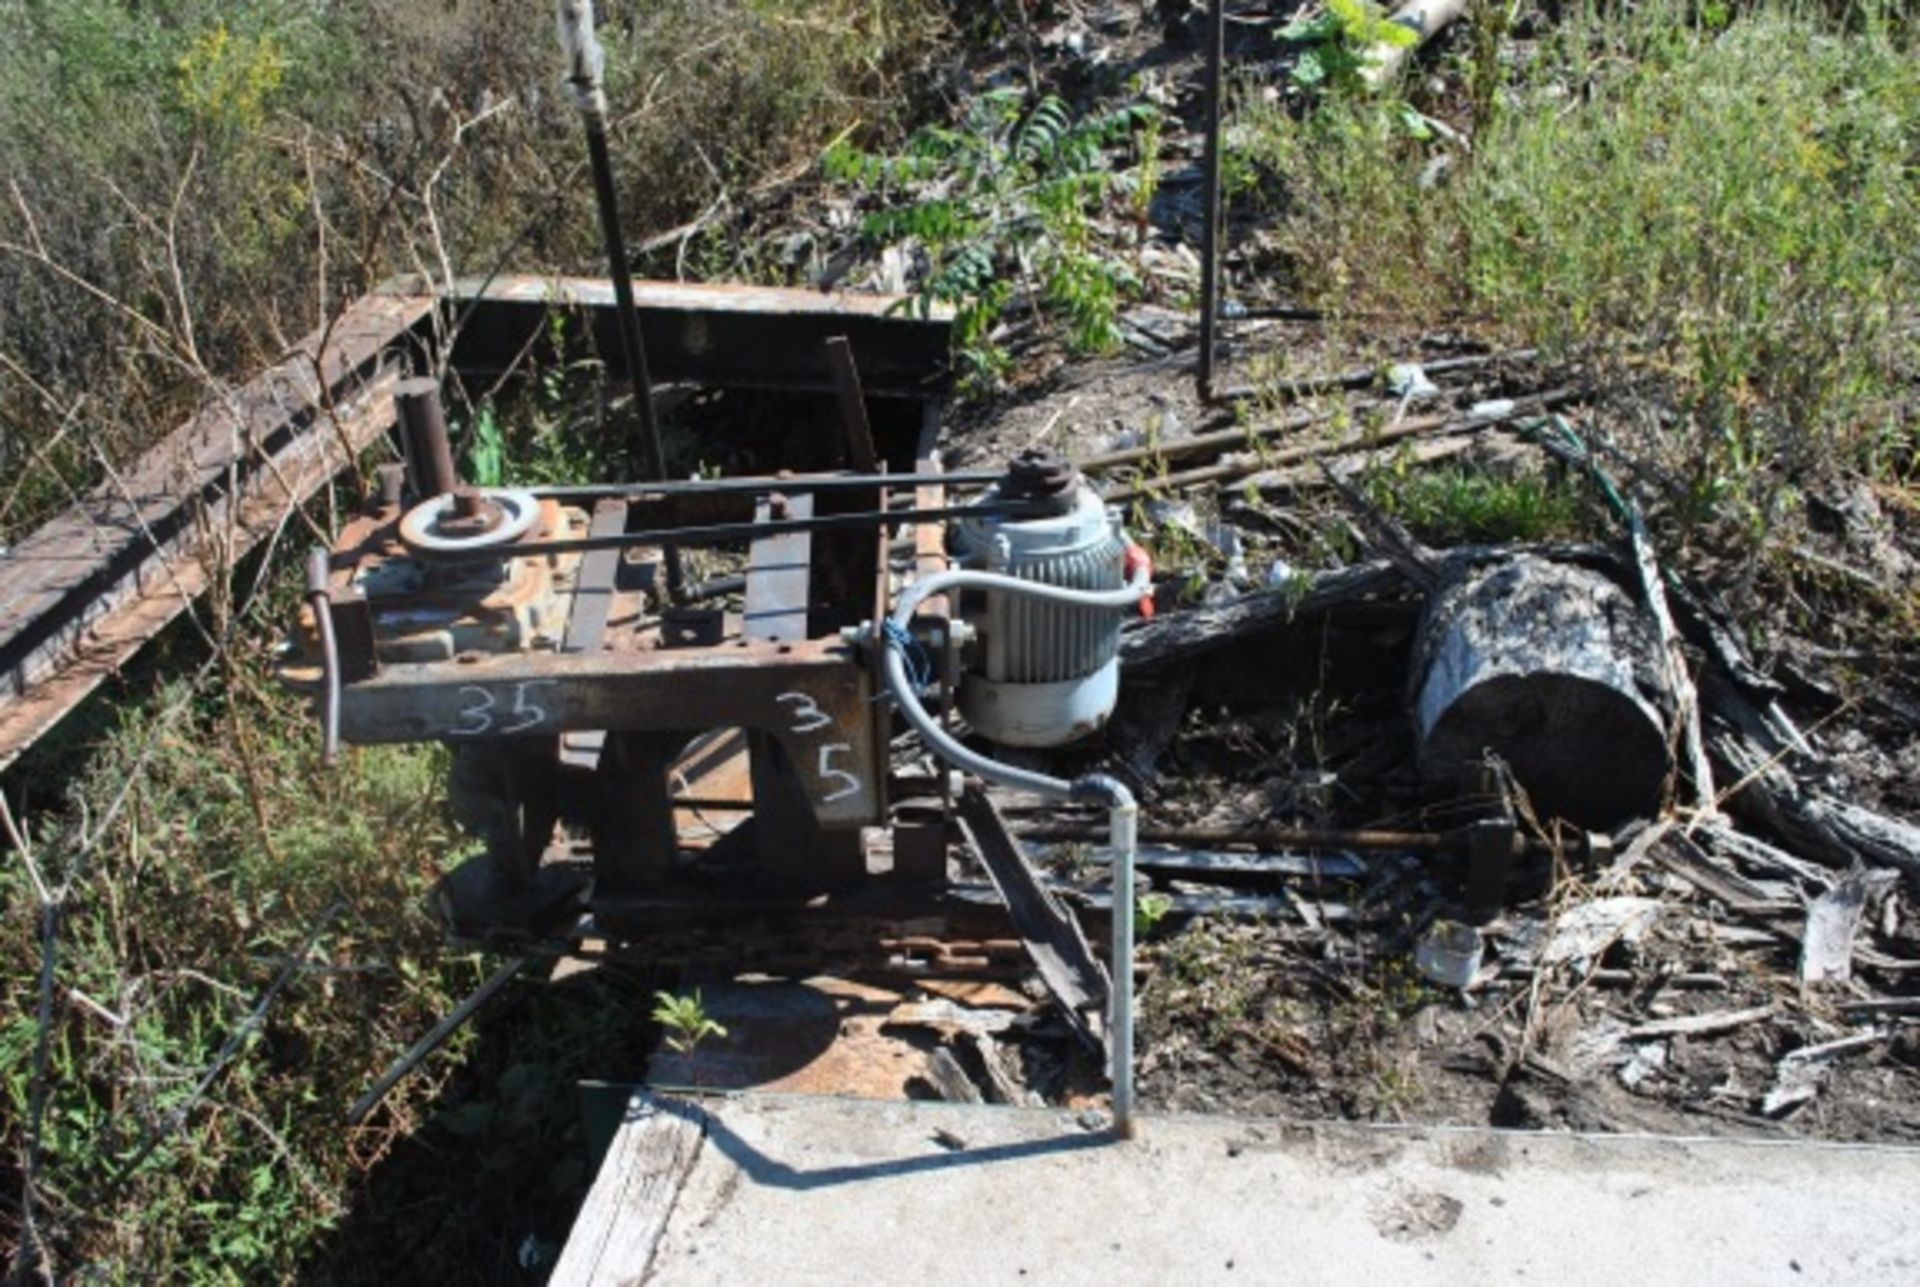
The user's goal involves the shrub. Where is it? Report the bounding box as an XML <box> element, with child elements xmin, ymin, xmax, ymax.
<box><xmin>1237</xmin><ymin>1</ymin><xmax>1920</xmax><ymax>547</ymax></box>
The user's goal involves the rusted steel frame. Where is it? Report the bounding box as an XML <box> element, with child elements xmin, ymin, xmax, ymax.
<box><xmin>333</xmin><ymin>640</ymin><xmax>882</xmax><ymax>826</ymax></box>
<box><xmin>439</xmin><ymin>275</ymin><xmax>954</xmax><ymax>397</ymax></box>
<box><xmin>824</xmin><ymin>336</ymin><xmax>880</xmax><ymax>472</ymax></box>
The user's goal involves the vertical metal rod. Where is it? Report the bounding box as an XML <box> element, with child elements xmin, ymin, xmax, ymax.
<box><xmin>395</xmin><ymin>378</ymin><xmax>459</xmax><ymax>499</ymax></box>
<box><xmin>584</xmin><ymin>123</ymin><xmax>667</xmax><ymax>483</ymax></box>
<box><xmin>1108</xmin><ymin>796</ymin><xmax>1138</xmax><ymax>1138</ymax></box>
<box><xmin>1197</xmin><ymin>0</ymin><xmax>1226</xmax><ymax>403</ymax></box>
<box><xmin>305</xmin><ymin>547</ymin><xmax>340</xmax><ymax>766</ymax></box>
<box><xmin>824</xmin><ymin>335</ymin><xmax>880</xmax><ymax>473</ymax></box>
<box><xmin>558</xmin><ymin>0</ymin><xmax>666</xmax><ymax>485</ymax></box>
<box><xmin>558</xmin><ymin>0</ymin><xmax>681</xmax><ymax>597</ymax></box>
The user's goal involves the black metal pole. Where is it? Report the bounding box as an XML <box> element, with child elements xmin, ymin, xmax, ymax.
<box><xmin>584</xmin><ymin>121</ymin><xmax>666</xmax><ymax>483</ymax></box>
<box><xmin>558</xmin><ymin>0</ymin><xmax>683</xmax><ymax>595</ymax></box>
<box><xmin>1198</xmin><ymin>0</ymin><xmax>1226</xmax><ymax>403</ymax></box>
<box><xmin>347</xmin><ymin>956</ymin><xmax>526</xmax><ymax>1125</ymax></box>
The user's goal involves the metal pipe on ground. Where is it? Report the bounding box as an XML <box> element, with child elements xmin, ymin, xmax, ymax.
<box><xmin>347</xmin><ymin>956</ymin><xmax>527</xmax><ymax>1125</ymax></box>
<box><xmin>1202</xmin><ymin>348</ymin><xmax>1540</xmax><ymax>412</ymax></box>
<box><xmin>304</xmin><ymin>548</ymin><xmax>341</xmax><ymax>766</ymax></box>
<box><xmin>1098</xmin><ymin>385</ymin><xmax>1581</xmax><ymax>502</ymax></box>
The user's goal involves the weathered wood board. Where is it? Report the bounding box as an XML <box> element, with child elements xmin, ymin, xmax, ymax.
<box><xmin>0</xmin><ymin>288</ymin><xmax>433</xmax><ymax>770</ymax></box>
<box><xmin>550</xmin><ymin>1092</ymin><xmax>707</xmax><ymax>1287</ymax></box>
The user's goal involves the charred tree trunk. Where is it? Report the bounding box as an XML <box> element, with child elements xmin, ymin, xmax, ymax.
<box><xmin>1701</xmin><ymin>671</ymin><xmax>1920</xmax><ymax>889</ymax></box>
<box><xmin>1412</xmin><ymin>554</ymin><xmax>1675</xmax><ymax>828</ymax></box>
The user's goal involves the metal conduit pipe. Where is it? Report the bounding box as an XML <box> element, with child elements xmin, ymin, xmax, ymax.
<box><xmin>304</xmin><ymin>547</ymin><xmax>341</xmax><ymax>766</ymax></box>
<box><xmin>882</xmin><ymin>566</ymin><xmax>1151</xmax><ymax>1138</ymax></box>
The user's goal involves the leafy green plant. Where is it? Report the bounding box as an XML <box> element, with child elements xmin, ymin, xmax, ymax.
<box><xmin>651</xmin><ymin>989</ymin><xmax>728</xmax><ymax>1058</ymax></box>
<box><xmin>1240</xmin><ymin>1</ymin><xmax>1920</xmax><ymax>557</ymax></box>
<box><xmin>1135</xmin><ymin>891</ymin><xmax>1175</xmax><ymax>939</ymax></box>
<box><xmin>465</xmin><ymin>405</ymin><xmax>507</xmax><ymax>487</ymax></box>
<box><xmin>1281</xmin><ymin>0</ymin><xmax>1418</xmax><ymax>96</ymax></box>
<box><xmin>825</xmin><ymin>88</ymin><xmax>1158</xmax><ymax>390</ymax></box>
<box><xmin>1365</xmin><ymin>460</ymin><xmax>1585</xmax><ymax>545</ymax></box>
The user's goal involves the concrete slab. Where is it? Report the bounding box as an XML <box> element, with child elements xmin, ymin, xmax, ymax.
<box><xmin>556</xmin><ymin>1092</ymin><xmax>1920</xmax><ymax>1286</ymax></box>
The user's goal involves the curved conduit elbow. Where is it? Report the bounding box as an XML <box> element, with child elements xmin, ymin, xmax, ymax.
<box><xmin>882</xmin><ymin>566</ymin><xmax>1149</xmax><ymax>1138</ymax></box>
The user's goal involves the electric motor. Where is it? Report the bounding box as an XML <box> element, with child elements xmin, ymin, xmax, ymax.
<box><xmin>950</xmin><ymin>450</ymin><xmax>1129</xmax><ymax>747</ymax></box>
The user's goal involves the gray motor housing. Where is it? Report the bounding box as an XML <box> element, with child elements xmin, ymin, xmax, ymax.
<box><xmin>950</xmin><ymin>458</ymin><xmax>1128</xmax><ymax>747</ymax></box>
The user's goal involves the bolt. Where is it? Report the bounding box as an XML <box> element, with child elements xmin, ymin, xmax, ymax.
<box><xmin>439</xmin><ymin>485</ymin><xmax>505</xmax><ymax>539</ymax></box>
<box><xmin>374</xmin><ymin>462</ymin><xmax>406</xmax><ymax>510</ymax></box>
<box><xmin>451</xmin><ymin>486</ymin><xmax>485</xmax><ymax>519</ymax></box>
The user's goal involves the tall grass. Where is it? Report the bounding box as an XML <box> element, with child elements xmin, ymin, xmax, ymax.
<box><xmin>1238</xmin><ymin>1</ymin><xmax>1919</xmax><ymax>545</ymax></box>
<box><xmin>0</xmin><ymin>0</ymin><xmax>945</xmax><ymax>544</ymax></box>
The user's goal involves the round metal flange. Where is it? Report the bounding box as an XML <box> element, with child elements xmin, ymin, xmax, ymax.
<box><xmin>399</xmin><ymin>487</ymin><xmax>541</xmax><ymax>554</ymax></box>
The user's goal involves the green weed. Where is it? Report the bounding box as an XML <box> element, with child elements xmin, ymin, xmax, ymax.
<box><xmin>651</xmin><ymin>989</ymin><xmax>728</xmax><ymax>1057</ymax></box>
<box><xmin>1134</xmin><ymin>892</ymin><xmax>1175</xmax><ymax>940</ymax></box>
<box><xmin>1237</xmin><ymin>1</ymin><xmax>1920</xmax><ymax>550</ymax></box>
<box><xmin>825</xmin><ymin>88</ymin><xmax>1159</xmax><ymax>391</ymax></box>
<box><xmin>1281</xmin><ymin>0</ymin><xmax>1419</xmax><ymax>96</ymax></box>
<box><xmin>1365</xmin><ymin>459</ymin><xmax>1586</xmax><ymax>545</ymax></box>
<box><xmin>0</xmin><ymin>0</ymin><xmax>944</xmax><ymax>542</ymax></box>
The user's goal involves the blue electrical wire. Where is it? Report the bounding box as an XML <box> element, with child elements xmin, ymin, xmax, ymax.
<box><xmin>881</xmin><ymin>619</ymin><xmax>933</xmax><ymax>692</ymax></box>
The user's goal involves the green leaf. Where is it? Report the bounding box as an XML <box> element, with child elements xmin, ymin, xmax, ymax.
<box><xmin>1281</xmin><ymin>14</ymin><xmax>1342</xmax><ymax>42</ymax></box>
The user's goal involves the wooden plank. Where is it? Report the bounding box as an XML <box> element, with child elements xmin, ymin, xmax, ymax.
<box><xmin>0</xmin><ymin>289</ymin><xmax>431</xmax><ymax>643</ymax></box>
<box><xmin>0</xmin><ymin>362</ymin><xmax>406</xmax><ymax>770</ymax></box>
<box><xmin>551</xmin><ymin>1092</ymin><xmax>706</xmax><ymax>1287</ymax></box>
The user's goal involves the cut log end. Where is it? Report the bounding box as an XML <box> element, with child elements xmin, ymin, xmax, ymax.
<box><xmin>1422</xmin><ymin>673</ymin><xmax>1671</xmax><ymax>828</ymax></box>
<box><xmin>1414</xmin><ymin>555</ymin><xmax>1674</xmax><ymax>829</ymax></box>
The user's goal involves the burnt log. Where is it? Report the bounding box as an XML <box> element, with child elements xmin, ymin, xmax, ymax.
<box><xmin>1412</xmin><ymin>554</ymin><xmax>1674</xmax><ymax>828</ymax></box>
<box><xmin>1701</xmin><ymin>671</ymin><xmax>1920</xmax><ymax>889</ymax></box>
<box><xmin>1118</xmin><ymin>561</ymin><xmax>1407</xmax><ymax>674</ymax></box>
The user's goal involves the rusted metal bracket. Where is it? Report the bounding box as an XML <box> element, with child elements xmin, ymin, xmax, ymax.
<box><xmin>332</xmin><ymin>640</ymin><xmax>882</xmax><ymax>829</ymax></box>
<box><xmin>825</xmin><ymin>335</ymin><xmax>880</xmax><ymax>473</ymax></box>
<box><xmin>955</xmin><ymin>785</ymin><xmax>1110</xmax><ymax>1053</ymax></box>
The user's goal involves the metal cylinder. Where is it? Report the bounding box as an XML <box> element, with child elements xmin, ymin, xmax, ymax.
<box><xmin>950</xmin><ymin>453</ymin><xmax>1128</xmax><ymax>747</ymax></box>
<box><xmin>395</xmin><ymin>377</ymin><xmax>459</xmax><ymax>500</ymax></box>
